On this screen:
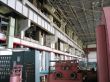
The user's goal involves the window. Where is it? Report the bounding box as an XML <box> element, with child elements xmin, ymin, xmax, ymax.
<box><xmin>0</xmin><ymin>17</ymin><xmax>8</xmax><ymax>35</ymax></box>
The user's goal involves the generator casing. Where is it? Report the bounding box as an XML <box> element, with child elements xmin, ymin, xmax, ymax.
<box><xmin>48</xmin><ymin>60</ymin><xmax>83</xmax><ymax>82</ymax></box>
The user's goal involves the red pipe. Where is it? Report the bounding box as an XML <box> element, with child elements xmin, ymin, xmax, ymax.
<box><xmin>96</xmin><ymin>25</ymin><xmax>109</xmax><ymax>82</ymax></box>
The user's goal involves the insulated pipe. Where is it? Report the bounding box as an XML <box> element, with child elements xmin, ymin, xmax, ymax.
<box><xmin>96</xmin><ymin>25</ymin><xmax>109</xmax><ymax>82</ymax></box>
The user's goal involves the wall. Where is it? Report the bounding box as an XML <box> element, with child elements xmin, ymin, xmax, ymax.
<box><xmin>87</xmin><ymin>44</ymin><xmax>97</xmax><ymax>70</ymax></box>
<box><xmin>88</xmin><ymin>51</ymin><xmax>97</xmax><ymax>62</ymax></box>
<box><xmin>87</xmin><ymin>44</ymin><xmax>97</xmax><ymax>62</ymax></box>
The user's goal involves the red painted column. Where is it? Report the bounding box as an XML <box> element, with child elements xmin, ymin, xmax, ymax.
<box><xmin>103</xmin><ymin>7</ymin><xmax>110</xmax><ymax>80</ymax></box>
<box><xmin>96</xmin><ymin>25</ymin><xmax>109</xmax><ymax>82</ymax></box>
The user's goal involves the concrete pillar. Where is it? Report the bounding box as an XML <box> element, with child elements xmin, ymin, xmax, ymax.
<box><xmin>39</xmin><ymin>30</ymin><xmax>43</xmax><ymax>45</ymax></box>
<box><xmin>21</xmin><ymin>31</ymin><xmax>25</xmax><ymax>39</ymax></box>
<box><xmin>60</xmin><ymin>20</ymin><xmax>66</xmax><ymax>31</ymax></box>
<box><xmin>35</xmin><ymin>50</ymin><xmax>40</xmax><ymax>82</ymax></box>
<box><xmin>48</xmin><ymin>15</ymin><xmax>53</xmax><ymax>22</ymax></box>
<box><xmin>22</xmin><ymin>0</ymin><xmax>27</xmax><ymax>4</ymax></box>
<box><xmin>72</xmin><ymin>47</ymin><xmax>75</xmax><ymax>55</ymax></box>
<box><xmin>43</xmin><ymin>4</ymin><xmax>55</xmax><ymax>13</ymax></box>
<box><xmin>70</xmin><ymin>30</ymin><xmax>73</xmax><ymax>38</ymax></box>
<box><xmin>7</xmin><ymin>17</ymin><xmax>15</xmax><ymax>48</ymax></box>
<box><xmin>45</xmin><ymin>35</ymin><xmax>57</xmax><ymax>49</ymax></box>
<box><xmin>74</xmin><ymin>35</ymin><xmax>78</xmax><ymax>43</ymax></box>
<box><xmin>67</xmin><ymin>28</ymin><xmax>72</xmax><ymax>37</ymax></box>
<box><xmin>65</xmin><ymin>27</ymin><xmax>70</xmax><ymax>35</ymax></box>
<box><xmin>96</xmin><ymin>25</ymin><xmax>109</xmax><ymax>82</ymax></box>
<box><xmin>32</xmin><ymin>0</ymin><xmax>37</xmax><ymax>6</ymax></box>
<box><xmin>45</xmin><ymin>52</ymin><xmax>50</xmax><ymax>71</ymax></box>
<box><xmin>51</xmin><ymin>6</ymin><xmax>56</xmax><ymax>13</ymax></box>
<box><xmin>64</xmin><ymin>43</ymin><xmax>69</xmax><ymax>52</ymax></box>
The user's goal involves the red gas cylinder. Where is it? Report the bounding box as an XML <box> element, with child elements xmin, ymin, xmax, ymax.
<box><xmin>10</xmin><ymin>65</ymin><xmax>23</xmax><ymax>82</ymax></box>
<box><xmin>48</xmin><ymin>60</ymin><xmax>83</xmax><ymax>82</ymax></box>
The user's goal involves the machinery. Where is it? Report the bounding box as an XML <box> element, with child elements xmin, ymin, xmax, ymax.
<box><xmin>0</xmin><ymin>51</ymin><xmax>35</xmax><ymax>82</ymax></box>
<box><xmin>48</xmin><ymin>60</ymin><xmax>83</xmax><ymax>82</ymax></box>
<box><xmin>0</xmin><ymin>55</ymin><xmax>11</xmax><ymax>82</ymax></box>
<box><xmin>0</xmin><ymin>53</ymin><xmax>97</xmax><ymax>82</ymax></box>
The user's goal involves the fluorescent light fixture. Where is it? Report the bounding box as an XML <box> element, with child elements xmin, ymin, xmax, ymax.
<box><xmin>0</xmin><ymin>50</ymin><xmax>12</xmax><ymax>55</ymax></box>
<box><xmin>9</xmin><ymin>48</ymin><xmax>29</xmax><ymax>52</ymax></box>
<box><xmin>0</xmin><ymin>48</ymin><xmax>29</xmax><ymax>52</ymax></box>
<box><xmin>0</xmin><ymin>48</ymin><xmax>29</xmax><ymax>55</ymax></box>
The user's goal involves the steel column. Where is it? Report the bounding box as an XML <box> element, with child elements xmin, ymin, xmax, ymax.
<box><xmin>7</xmin><ymin>17</ymin><xmax>15</xmax><ymax>48</ymax></box>
<box><xmin>35</xmin><ymin>50</ymin><xmax>40</xmax><ymax>82</ymax></box>
<box><xmin>103</xmin><ymin>7</ymin><xmax>110</xmax><ymax>80</ymax></box>
<box><xmin>96</xmin><ymin>25</ymin><xmax>109</xmax><ymax>82</ymax></box>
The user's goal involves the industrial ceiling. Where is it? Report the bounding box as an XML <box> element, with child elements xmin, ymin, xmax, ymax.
<box><xmin>49</xmin><ymin>0</ymin><xmax>110</xmax><ymax>45</ymax></box>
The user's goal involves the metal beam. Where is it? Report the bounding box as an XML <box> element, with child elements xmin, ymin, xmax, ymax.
<box><xmin>47</xmin><ymin>0</ymin><xmax>78</xmax><ymax>36</ymax></box>
<box><xmin>66</xmin><ymin>0</ymin><xmax>87</xmax><ymax>41</ymax></box>
<box><xmin>57</xmin><ymin>3</ymin><xmax>101</xmax><ymax>13</ymax></box>
<box><xmin>50</xmin><ymin>0</ymin><xmax>101</xmax><ymax>12</ymax></box>
<box><xmin>56</xmin><ymin>3</ymin><xmax>77</xmax><ymax>33</ymax></box>
<box><xmin>78</xmin><ymin>33</ymin><xmax>95</xmax><ymax>36</ymax></box>
<box><xmin>101</xmin><ymin>0</ymin><xmax>104</xmax><ymax>8</ymax></box>
<box><xmin>49</xmin><ymin>0</ymin><xmax>101</xmax><ymax>44</ymax></box>
<box><xmin>66</xmin><ymin>16</ymin><xmax>98</xmax><ymax>22</ymax></box>
<box><xmin>84</xmin><ymin>41</ymin><xmax>96</xmax><ymax>45</ymax></box>
<box><xmin>92</xmin><ymin>2</ymin><xmax>96</xmax><ymax>38</ymax></box>
<box><xmin>80</xmin><ymin>0</ymin><xmax>93</xmax><ymax>41</ymax></box>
